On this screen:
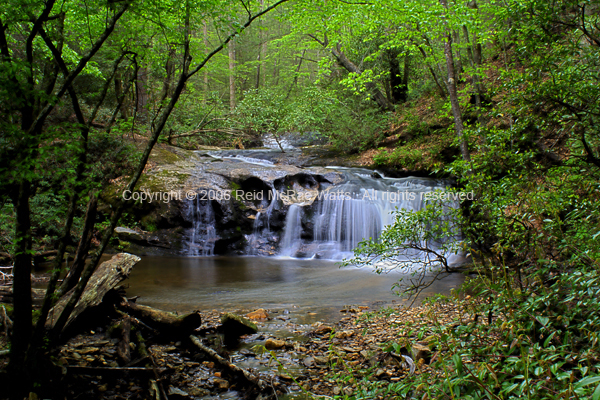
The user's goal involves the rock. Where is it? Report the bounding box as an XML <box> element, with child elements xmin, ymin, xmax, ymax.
<box><xmin>114</xmin><ymin>227</ymin><xmax>171</xmax><ymax>249</ymax></box>
<box><xmin>278</xmin><ymin>373</ymin><xmax>293</xmax><ymax>380</ymax></box>
<box><xmin>303</xmin><ymin>356</ymin><xmax>315</xmax><ymax>367</ymax></box>
<box><xmin>213</xmin><ymin>378</ymin><xmax>229</xmax><ymax>389</ymax></box>
<box><xmin>333</xmin><ymin>387</ymin><xmax>341</xmax><ymax>395</ymax></box>
<box><xmin>335</xmin><ymin>330</ymin><xmax>354</xmax><ymax>339</ymax></box>
<box><xmin>168</xmin><ymin>387</ymin><xmax>190</xmax><ymax>399</ymax></box>
<box><xmin>312</xmin><ymin>324</ymin><xmax>333</xmax><ymax>335</ymax></box>
<box><xmin>187</xmin><ymin>388</ymin><xmax>211</xmax><ymax>397</ymax></box>
<box><xmin>314</xmin><ymin>356</ymin><xmax>328</xmax><ymax>365</ymax></box>
<box><xmin>220</xmin><ymin>313</ymin><xmax>258</xmax><ymax>338</ymax></box>
<box><xmin>410</xmin><ymin>343</ymin><xmax>431</xmax><ymax>364</ymax></box>
<box><xmin>246</xmin><ymin>308</ymin><xmax>270</xmax><ymax>320</ymax></box>
<box><xmin>265</xmin><ymin>338</ymin><xmax>286</xmax><ymax>350</ymax></box>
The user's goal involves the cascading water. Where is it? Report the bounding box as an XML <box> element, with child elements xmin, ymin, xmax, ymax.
<box><xmin>279</xmin><ymin>204</ymin><xmax>304</xmax><ymax>257</ymax></box>
<box><xmin>278</xmin><ymin>168</ymin><xmax>450</xmax><ymax>259</ymax></box>
<box><xmin>185</xmin><ymin>197</ymin><xmax>217</xmax><ymax>256</ymax></box>
<box><xmin>245</xmin><ymin>188</ymin><xmax>279</xmax><ymax>255</ymax></box>
<box><xmin>184</xmin><ymin>151</ymin><xmax>456</xmax><ymax>260</ymax></box>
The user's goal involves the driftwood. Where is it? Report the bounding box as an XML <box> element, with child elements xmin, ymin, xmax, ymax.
<box><xmin>66</xmin><ymin>365</ymin><xmax>165</xmax><ymax>376</ymax></box>
<box><xmin>118</xmin><ymin>301</ymin><xmax>201</xmax><ymax>335</ymax></box>
<box><xmin>189</xmin><ymin>335</ymin><xmax>267</xmax><ymax>391</ymax></box>
<box><xmin>46</xmin><ymin>253</ymin><xmax>140</xmax><ymax>330</ymax></box>
<box><xmin>1</xmin><ymin>305</ymin><xmax>12</xmax><ymax>336</ymax></box>
<box><xmin>117</xmin><ymin>317</ymin><xmax>132</xmax><ymax>364</ymax></box>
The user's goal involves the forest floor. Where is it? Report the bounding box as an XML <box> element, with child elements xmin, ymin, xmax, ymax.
<box><xmin>32</xmin><ymin>291</ymin><xmax>471</xmax><ymax>400</ymax></box>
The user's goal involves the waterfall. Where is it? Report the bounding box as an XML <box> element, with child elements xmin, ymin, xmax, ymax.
<box><xmin>245</xmin><ymin>188</ymin><xmax>279</xmax><ymax>255</ymax></box>
<box><xmin>185</xmin><ymin>197</ymin><xmax>217</xmax><ymax>256</ymax></box>
<box><xmin>277</xmin><ymin>168</ymin><xmax>448</xmax><ymax>259</ymax></box>
<box><xmin>279</xmin><ymin>204</ymin><xmax>304</xmax><ymax>257</ymax></box>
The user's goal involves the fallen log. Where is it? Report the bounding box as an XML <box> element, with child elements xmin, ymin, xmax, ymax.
<box><xmin>117</xmin><ymin>317</ymin><xmax>132</xmax><ymax>365</ymax></box>
<box><xmin>66</xmin><ymin>365</ymin><xmax>165</xmax><ymax>376</ymax></box>
<box><xmin>189</xmin><ymin>335</ymin><xmax>267</xmax><ymax>391</ymax></box>
<box><xmin>45</xmin><ymin>253</ymin><xmax>140</xmax><ymax>331</ymax></box>
<box><xmin>118</xmin><ymin>301</ymin><xmax>201</xmax><ymax>335</ymax></box>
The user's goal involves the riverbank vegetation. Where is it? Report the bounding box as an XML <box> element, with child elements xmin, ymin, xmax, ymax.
<box><xmin>1</xmin><ymin>0</ymin><xmax>600</xmax><ymax>398</ymax></box>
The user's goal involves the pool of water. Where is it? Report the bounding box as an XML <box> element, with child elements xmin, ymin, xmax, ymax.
<box><xmin>125</xmin><ymin>256</ymin><xmax>465</xmax><ymax>321</ymax></box>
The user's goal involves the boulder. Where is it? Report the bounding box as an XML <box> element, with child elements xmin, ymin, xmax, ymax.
<box><xmin>220</xmin><ymin>313</ymin><xmax>258</xmax><ymax>338</ymax></box>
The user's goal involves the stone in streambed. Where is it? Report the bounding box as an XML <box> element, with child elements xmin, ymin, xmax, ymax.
<box><xmin>265</xmin><ymin>338</ymin><xmax>286</xmax><ymax>350</ymax></box>
<box><xmin>220</xmin><ymin>313</ymin><xmax>258</xmax><ymax>338</ymax></box>
<box><xmin>168</xmin><ymin>387</ymin><xmax>190</xmax><ymax>399</ymax></box>
<box><xmin>311</xmin><ymin>324</ymin><xmax>333</xmax><ymax>336</ymax></box>
<box><xmin>246</xmin><ymin>308</ymin><xmax>270</xmax><ymax>320</ymax></box>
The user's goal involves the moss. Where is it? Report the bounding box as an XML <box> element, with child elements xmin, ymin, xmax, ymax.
<box><xmin>148</xmin><ymin>147</ymin><xmax>184</xmax><ymax>164</ymax></box>
<box><xmin>140</xmin><ymin>215</ymin><xmax>158</xmax><ymax>232</ymax></box>
<box><xmin>373</xmin><ymin>129</ymin><xmax>454</xmax><ymax>171</ymax></box>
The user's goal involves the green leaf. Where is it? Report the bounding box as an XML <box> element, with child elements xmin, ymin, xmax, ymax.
<box><xmin>592</xmin><ymin>383</ymin><xmax>600</xmax><ymax>400</ymax></box>
<box><xmin>575</xmin><ymin>376</ymin><xmax>600</xmax><ymax>390</ymax></box>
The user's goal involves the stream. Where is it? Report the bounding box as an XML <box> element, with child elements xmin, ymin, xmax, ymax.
<box><xmin>125</xmin><ymin>256</ymin><xmax>465</xmax><ymax>323</ymax></box>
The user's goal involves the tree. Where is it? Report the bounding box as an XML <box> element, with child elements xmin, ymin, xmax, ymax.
<box><xmin>0</xmin><ymin>0</ymin><xmax>288</xmax><ymax>396</ymax></box>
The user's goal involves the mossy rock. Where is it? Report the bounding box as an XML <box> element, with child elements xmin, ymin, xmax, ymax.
<box><xmin>220</xmin><ymin>312</ymin><xmax>258</xmax><ymax>337</ymax></box>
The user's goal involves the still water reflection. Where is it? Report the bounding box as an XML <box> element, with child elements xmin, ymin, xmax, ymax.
<box><xmin>125</xmin><ymin>256</ymin><xmax>464</xmax><ymax>320</ymax></box>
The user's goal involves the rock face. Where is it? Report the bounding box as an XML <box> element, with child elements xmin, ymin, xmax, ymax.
<box><xmin>108</xmin><ymin>144</ymin><xmax>446</xmax><ymax>258</ymax></box>
<box><xmin>109</xmin><ymin>145</ymin><xmax>347</xmax><ymax>257</ymax></box>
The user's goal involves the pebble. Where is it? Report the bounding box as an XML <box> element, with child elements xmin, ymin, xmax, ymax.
<box><xmin>265</xmin><ymin>338</ymin><xmax>286</xmax><ymax>350</ymax></box>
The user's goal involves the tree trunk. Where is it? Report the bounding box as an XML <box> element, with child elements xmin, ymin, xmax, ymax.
<box><xmin>114</xmin><ymin>72</ymin><xmax>129</xmax><ymax>119</ymax></box>
<box><xmin>59</xmin><ymin>193</ymin><xmax>98</xmax><ymax>295</ymax></box>
<box><xmin>440</xmin><ymin>0</ymin><xmax>471</xmax><ymax>163</ymax></box>
<box><xmin>203</xmin><ymin>22</ymin><xmax>209</xmax><ymax>106</ymax></box>
<box><xmin>388</xmin><ymin>50</ymin><xmax>409</xmax><ymax>103</ymax></box>
<box><xmin>418</xmin><ymin>45</ymin><xmax>447</xmax><ymax>98</ymax></box>
<box><xmin>228</xmin><ymin>40</ymin><xmax>236</xmax><ymax>111</ymax></box>
<box><xmin>8</xmin><ymin>180</ymin><xmax>33</xmax><ymax>384</ymax></box>
<box><xmin>160</xmin><ymin>45</ymin><xmax>176</xmax><ymax>102</ymax></box>
<box><xmin>331</xmin><ymin>43</ymin><xmax>394</xmax><ymax>112</ymax></box>
<box><xmin>285</xmin><ymin>49</ymin><xmax>306</xmax><ymax>99</ymax></box>
<box><xmin>462</xmin><ymin>24</ymin><xmax>485</xmax><ymax>128</ymax></box>
<box><xmin>136</xmin><ymin>67</ymin><xmax>148</xmax><ymax>122</ymax></box>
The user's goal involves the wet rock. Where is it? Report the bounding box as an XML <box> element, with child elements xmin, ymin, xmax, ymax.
<box><xmin>303</xmin><ymin>356</ymin><xmax>315</xmax><ymax>367</ymax></box>
<box><xmin>312</xmin><ymin>324</ymin><xmax>333</xmax><ymax>335</ymax></box>
<box><xmin>220</xmin><ymin>312</ymin><xmax>258</xmax><ymax>338</ymax></box>
<box><xmin>410</xmin><ymin>343</ymin><xmax>431</xmax><ymax>364</ymax></box>
<box><xmin>314</xmin><ymin>356</ymin><xmax>328</xmax><ymax>365</ymax></box>
<box><xmin>239</xmin><ymin>348</ymin><xmax>256</xmax><ymax>357</ymax></box>
<box><xmin>168</xmin><ymin>387</ymin><xmax>190</xmax><ymax>398</ymax></box>
<box><xmin>335</xmin><ymin>330</ymin><xmax>353</xmax><ymax>339</ymax></box>
<box><xmin>265</xmin><ymin>338</ymin><xmax>286</xmax><ymax>350</ymax></box>
<box><xmin>187</xmin><ymin>388</ymin><xmax>211</xmax><ymax>397</ymax></box>
<box><xmin>213</xmin><ymin>378</ymin><xmax>230</xmax><ymax>389</ymax></box>
<box><xmin>246</xmin><ymin>308</ymin><xmax>270</xmax><ymax>321</ymax></box>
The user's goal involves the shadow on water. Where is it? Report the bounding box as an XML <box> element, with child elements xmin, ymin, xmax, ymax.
<box><xmin>125</xmin><ymin>255</ymin><xmax>465</xmax><ymax>321</ymax></box>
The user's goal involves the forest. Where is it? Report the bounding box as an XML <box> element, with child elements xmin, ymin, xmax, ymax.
<box><xmin>1</xmin><ymin>0</ymin><xmax>600</xmax><ymax>398</ymax></box>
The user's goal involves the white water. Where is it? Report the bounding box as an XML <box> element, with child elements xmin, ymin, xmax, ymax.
<box><xmin>185</xmin><ymin>197</ymin><xmax>217</xmax><ymax>256</ymax></box>
<box><xmin>277</xmin><ymin>168</ymin><xmax>448</xmax><ymax>259</ymax></box>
